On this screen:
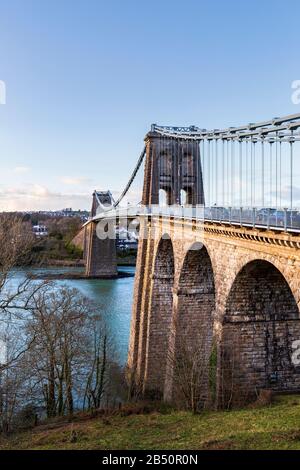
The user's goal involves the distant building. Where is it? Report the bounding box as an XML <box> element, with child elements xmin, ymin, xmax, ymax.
<box><xmin>32</xmin><ymin>225</ymin><xmax>48</xmax><ymax>237</ymax></box>
<box><xmin>22</xmin><ymin>209</ymin><xmax>89</xmax><ymax>222</ymax></box>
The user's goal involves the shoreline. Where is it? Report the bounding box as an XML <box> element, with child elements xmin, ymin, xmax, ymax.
<box><xmin>28</xmin><ymin>270</ymin><xmax>135</xmax><ymax>281</ymax></box>
<box><xmin>30</xmin><ymin>258</ymin><xmax>136</xmax><ymax>269</ymax></box>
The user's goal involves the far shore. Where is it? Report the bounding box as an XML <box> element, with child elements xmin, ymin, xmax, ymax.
<box><xmin>28</xmin><ymin>270</ymin><xmax>135</xmax><ymax>281</ymax></box>
<box><xmin>30</xmin><ymin>256</ymin><xmax>136</xmax><ymax>269</ymax></box>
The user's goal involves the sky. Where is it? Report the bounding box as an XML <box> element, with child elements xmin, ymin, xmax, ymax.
<box><xmin>0</xmin><ymin>0</ymin><xmax>299</xmax><ymax>211</ymax></box>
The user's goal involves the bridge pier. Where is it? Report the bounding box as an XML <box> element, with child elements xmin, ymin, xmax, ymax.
<box><xmin>83</xmin><ymin>190</ymin><xmax>118</xmax><ymax>278</ymax></box>
<box><xmin>85</xmin><ymin>220</ymin><xmax>118</xmax><ymax>278</ymax></box>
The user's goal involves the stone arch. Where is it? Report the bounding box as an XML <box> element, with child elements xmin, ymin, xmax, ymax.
<box><xmin>145</xmin><ymin>236</ymin><xmax>175</xmax><ymax>397</ymax></box>
<box><xmin>166</xmin><ymin>244</ymin><xmax>216</xmax><ymax>408</ymax></box>
<box><xmin>216</xmin><ymin>250</ymin><xmax>300</xmax><ymax>318</ymax></box>
<box><xmin>220</xmin><ymin>259</ymin><xmax>300</xmax><ymax>407</ymax></box>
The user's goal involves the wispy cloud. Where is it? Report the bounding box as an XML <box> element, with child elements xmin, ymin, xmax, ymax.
<box><xmin>0</xmin><ymin>183</ymin><xmax>142</xmax><ymax>212</ymax></box>
<box><xmin>0</xmin><ymin>184</ymin><xmax>91</xmax><ymax>211</ymax></box>
<box><xmin>13</xmin><ymin>166</ymin><xmax>30</xmax><ymax>174</ymax></box>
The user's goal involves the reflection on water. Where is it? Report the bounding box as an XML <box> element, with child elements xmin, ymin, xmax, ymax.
<box><xmin>9</xmin><ymin>266</ymin><xmax>135</xmax><ymax>365</ymax></box>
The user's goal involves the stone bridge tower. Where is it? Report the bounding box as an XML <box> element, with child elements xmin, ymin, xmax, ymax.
<box><xmin>142</xmin><ymin>131</ymin><xmax>205</xmax><ymax>206</ymax></box>
<box><xmin>84</xmin><ymin>190</ymin><xmax>118</xmax><ymax>278</ymax></box>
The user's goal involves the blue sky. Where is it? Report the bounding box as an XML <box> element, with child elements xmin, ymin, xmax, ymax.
<box><xmin>0</xmin><ymin>0</ymin><xmax>299</xmax><ymax>210</ymax></box>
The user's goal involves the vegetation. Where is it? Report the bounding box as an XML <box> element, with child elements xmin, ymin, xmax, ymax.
<box><xmin>0</xmin><ymin>213</ymin><xmax>84</xmax><ymax>264</ymax></box>
<box><xmin>2</xmin><ymin>211</ymin><xmax>138</xmax><ymax>265</ymax></box>
<box><xmin>116</xmin><ymin>249</ymin><xmax>137</xmax><ymax>266</ymax></box>
<box><xmin>1</xmin><ymin>395</ymin><xmax>300</xmax><ymax>450</ymax></box>
<box><xmin>32</xmin><ymin>216</ymin><xmax>83</xmax><ymax>263</ymax></box>
<box><xmin>0</xmin><ymin>215</ymin><xmax>124</xmax><ymax>434</ymax></box>
<box><xmin>0</xmin><ymin>285</ymin><xmax>125</xmax><ymax>432</ymax></box>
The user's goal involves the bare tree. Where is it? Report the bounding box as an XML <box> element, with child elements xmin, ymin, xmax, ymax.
<box><xmin>165</xmin><ymin>321</ymin><xmax>214</xmax><ymax>413</ymax></box>
<box><xmin>0</xmin><ymin>323</ymin><xmax>37</xmax><ymax>433</ymax></box>
<box><xmin>0</xmin><ymin>214</ymin><xmax>48</xmax><ymax>390</ymax></box>
<box><xmin>0</xmin><ymin>214</ymin><xmax>43</xmax><ymax>318</ymax></box>
<box><xmin>83</xmin><ymin>314</ymin><xmax>121</xmax><ymax>410</ymax></box>
<box><xmin>25</xmin><ymin>286</ymin><xmax>91</xmax><ymax>418</ymax></box>
<box><xmin>219</xmin><ymin>331</ymin><xmax>257</xmax><ymax>409</ymax></box>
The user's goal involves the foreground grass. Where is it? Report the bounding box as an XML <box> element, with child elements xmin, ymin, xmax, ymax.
<box><xmin>2</xmin><ymin>395</ymin><xmax>300</xmax><ymax>450</ymax></box>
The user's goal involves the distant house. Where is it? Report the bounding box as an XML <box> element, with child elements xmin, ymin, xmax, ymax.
<box><xmin>32</xmin><ymin>225</ymin><xmax>48</xmax><ymax>237</ymax></box>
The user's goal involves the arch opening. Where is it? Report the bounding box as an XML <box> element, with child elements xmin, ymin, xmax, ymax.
<box><xmin>145</xmin><ymin>237</ymin><xmax>174</xmax><ymax>398</ymax></box>
<box><xmin>180</xmin><ymin>189</ymin><xmax>187</xmax><ymax>206</ymax></box>
<box><xmin>167</xmin><ymin>246</ymin><xmax>215</xmax><ymax>410</ymax></box>
<box><xmin>180</xmin><ymin>187</ymin><xmax>193</xmax><ymax>205</ymax></box>
<box><xmin>159</xmin><ymin>188</ymin><xmax>169</xmax><ymax>206</ymax></box>
<box><xmin>220</xmin><ymin>259</ymin><xmax>300</xmax><ymax>407</ymax></box>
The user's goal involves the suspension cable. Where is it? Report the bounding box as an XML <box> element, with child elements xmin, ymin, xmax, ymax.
<box><xmin>114</xmin><ymin>146</ymin><xmax>146</xmax><ymax>207</ymax></box>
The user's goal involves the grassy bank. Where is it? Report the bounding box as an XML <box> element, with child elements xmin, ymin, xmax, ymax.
<box><xmin>1</xmin><ymin>395</ymin><xmax>300</xmax><ymax>450</ymax></box>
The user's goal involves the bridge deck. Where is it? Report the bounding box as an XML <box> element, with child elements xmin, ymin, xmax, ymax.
<box><xmin>88</xmin><ymin>206</ymin><xmax>300</xmax><ymax>235</ymax></box>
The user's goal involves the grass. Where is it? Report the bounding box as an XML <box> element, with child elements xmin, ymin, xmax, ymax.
<box><xmin>2</xmin><ymin>395</ymin><xmax>300</xmax><ymax>450</ymax></box>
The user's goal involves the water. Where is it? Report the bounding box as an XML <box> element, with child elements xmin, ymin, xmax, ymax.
<box><xmin>8</xmin><ymin>266</ymin><xmax>135</xmax><ymax>365</ymax></box>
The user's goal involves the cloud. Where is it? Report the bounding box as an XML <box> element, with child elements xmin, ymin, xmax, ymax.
<box><xmin>13</xmin><ymin>166</ymin><xmax>30</xmax><ymax>174</ymax></box>
<box><xmin>31</xmin><ymin>184</ymin><xmax>50</xmax><ymax>197</ymax></box>
<box><xmin>60</xmin><ymin>176</ymin><xmax>92</xmax><ymax>186</ymax></box>
<box><xmin>0</xmin><ymin>184</ymin><xmax>91</xmax><ymax>211</ymax></box>
<box><xmin>0</xmin><ymin>183</ymin><xmax>142</xmax><ymax>212</ymax></box>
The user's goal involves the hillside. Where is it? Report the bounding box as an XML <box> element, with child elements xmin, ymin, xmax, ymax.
<box><xmin>1</xmin><ymin>395</ymin><xmax>300</xmax><ymax>450</ymax></box>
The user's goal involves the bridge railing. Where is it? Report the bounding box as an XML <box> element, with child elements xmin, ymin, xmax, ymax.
<box><xmin>204</xmin><ymin>207</ymin><xmax>300</xmax><ymax>232</ymax></box>
<box><xmin>93</xmin><ymin>204</ymin><xmax>300</xmax><ymax>233</ymax></box>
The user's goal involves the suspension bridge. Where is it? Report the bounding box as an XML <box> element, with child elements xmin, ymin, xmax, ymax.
<box><xmin>77</xmin><ymin>112</ymin><xmax>300</xmax><ymax>407</ymax></box>
<box><xmin>80</xmin><ymin>112</ymin><xmax>300</xmax><ymax>277</ymax></box>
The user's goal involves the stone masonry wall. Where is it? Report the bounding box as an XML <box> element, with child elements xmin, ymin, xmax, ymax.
<box><xmin>166</xmin><ymin>248</ymin><xmax>215</xmax><ymax>405</ymax></box>
<box><xmin>85</xmin><ymin>221</ymin><xmax>118</xmax><ymax>278</ymax></box>
<box><xmin>143</xmin><ymin>238</ymin><xmax>174</xmax><ymax>396</ymax></box>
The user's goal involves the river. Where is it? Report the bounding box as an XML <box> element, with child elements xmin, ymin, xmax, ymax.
<box><xmin>10</xmin><ymin>266</ymin><xmax>135</xmax><ymax>365</ymax></box>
